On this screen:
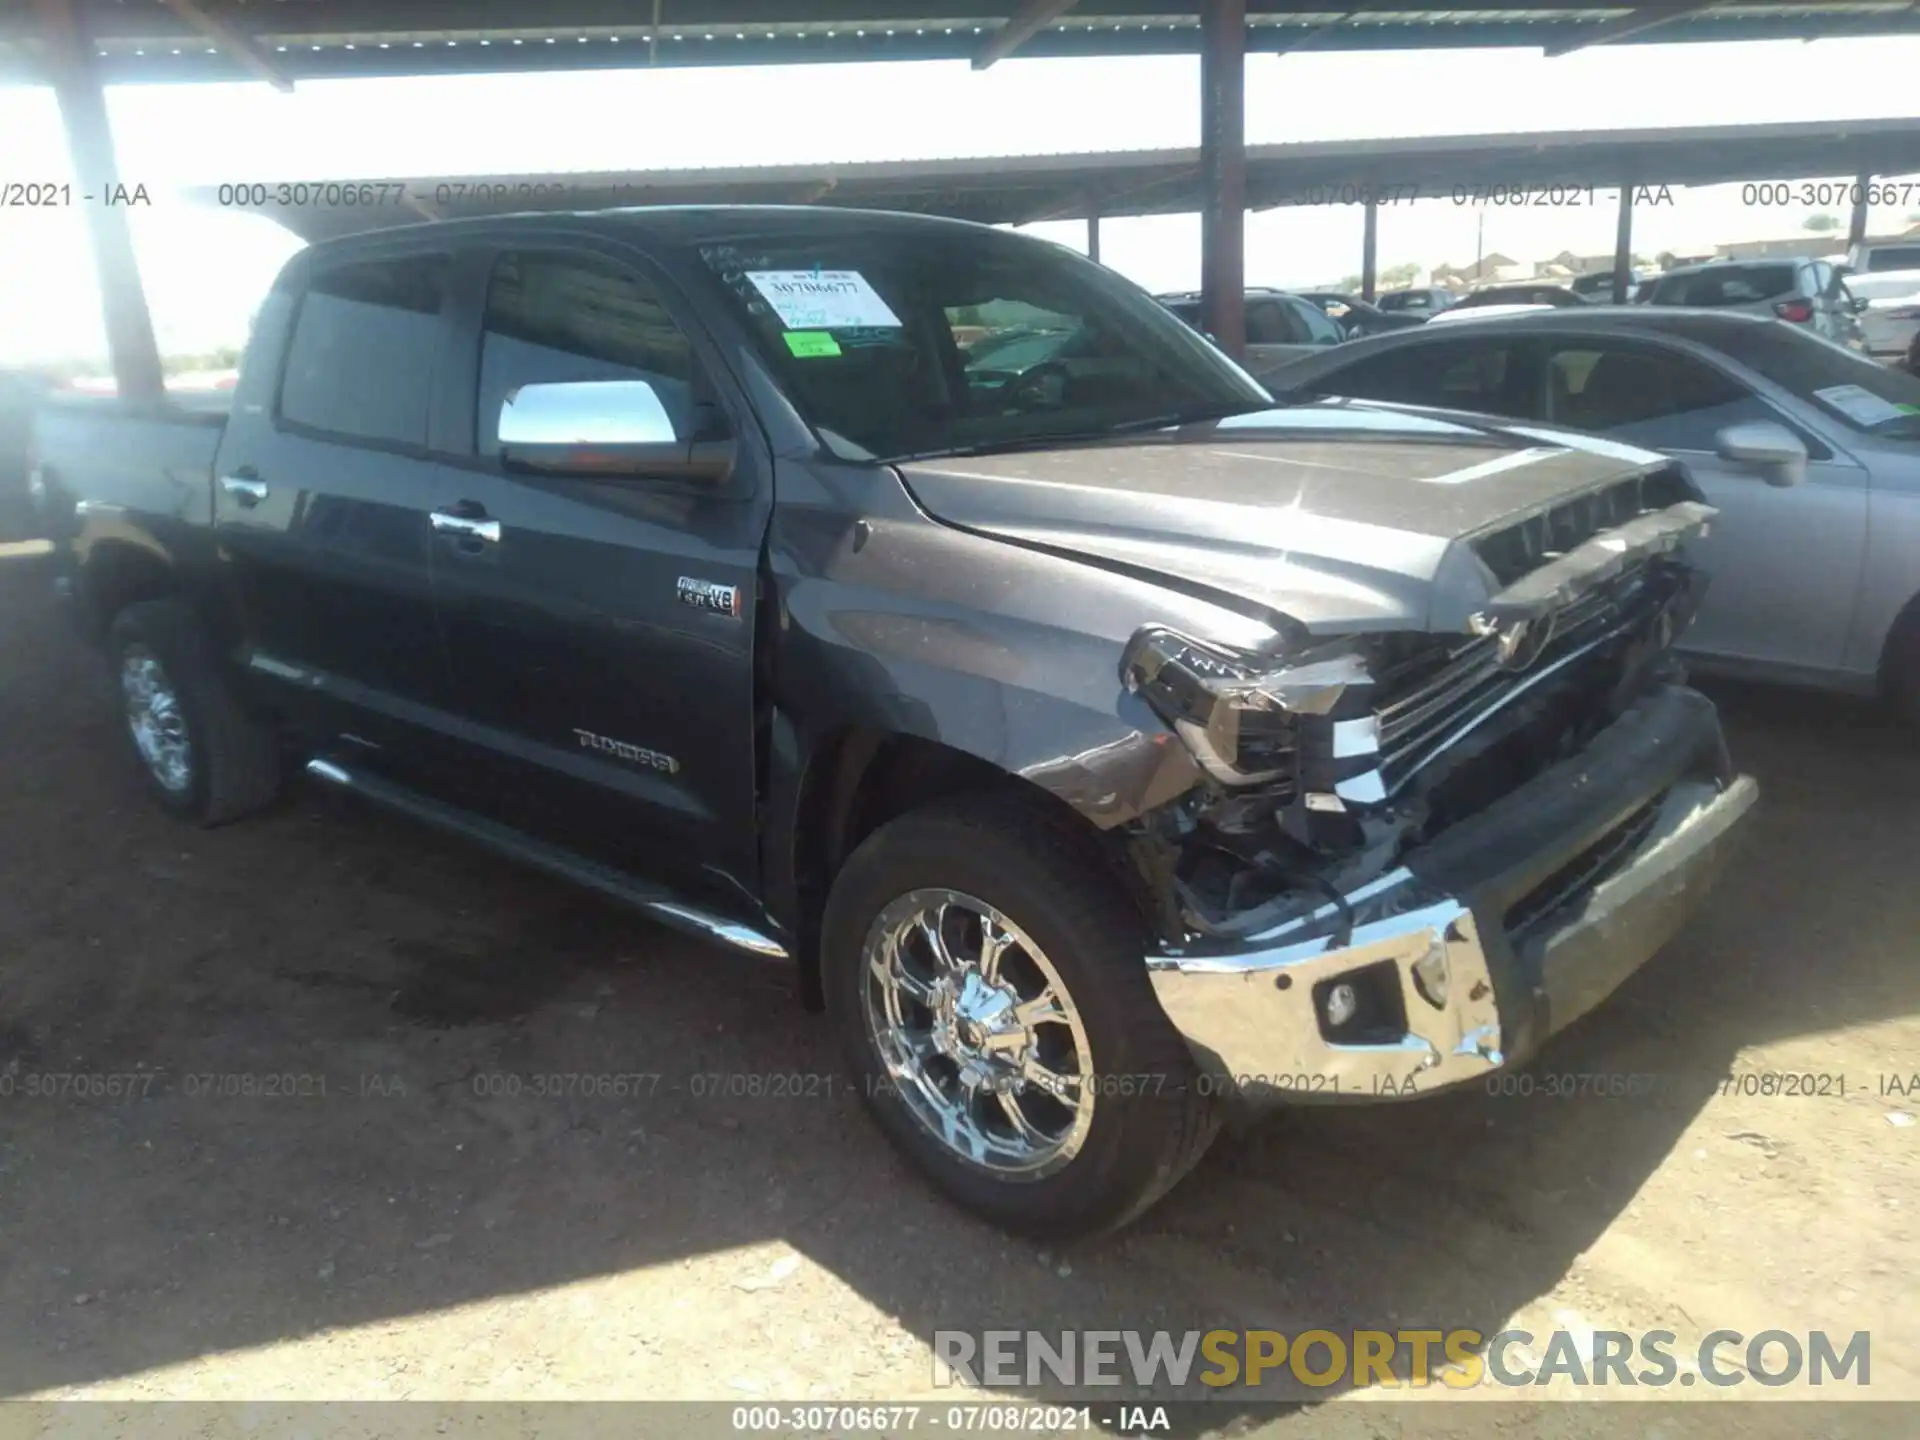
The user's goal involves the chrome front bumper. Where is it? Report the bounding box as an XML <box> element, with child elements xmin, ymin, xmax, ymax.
<box><xmin>1146</xmin><ymin>688</ymin><xmax>1758</xmax><ymax>1103</ymax></box>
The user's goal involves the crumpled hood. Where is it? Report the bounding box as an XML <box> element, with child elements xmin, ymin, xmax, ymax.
<box><xmin>894</xmin><ymin>400</ymin><xmax>1676</xmax><ymax>634</ymax></box>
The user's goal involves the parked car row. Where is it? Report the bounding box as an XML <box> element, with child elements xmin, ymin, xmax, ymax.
<box><xmin>1377</xmin><ymin>256</ymin><xmax>1903</xmax><ymax>360</ymax></box>
<box><xmin>1646</xmin><ymin>258</ymin><xmax>1868</xmax><ymax>350</ymax></box>
<box><xmin>1154</xmin><ymin>253</ymin><xmax>1903</xmax><ymax>388</ymax></box>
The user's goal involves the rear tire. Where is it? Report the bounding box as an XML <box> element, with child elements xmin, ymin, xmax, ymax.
<box><xmin>1882</xmin><ymin>599</ymin><xmax>1920</xmax><ymax>727</ymax></box>
<box><xmin>108</xmin><ymin>599</ymin><xmax>280</xmax><ymax>826</ymax></box>
<box><xmin>821</xmin><ymin>792</ymin><xmax>1218</xmax><ymax>1239</ymax></box>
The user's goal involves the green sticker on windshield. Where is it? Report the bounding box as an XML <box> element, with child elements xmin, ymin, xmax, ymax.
<box><xmin>784</xmin><ymin>330</ymin><xmax>842</xmax><ymax>358</ymax></box>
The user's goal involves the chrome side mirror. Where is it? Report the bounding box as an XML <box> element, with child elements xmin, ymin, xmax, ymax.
<box><xmin>498</xmin><ymin>380</ymin><xmax>733</xmax><ymax>482</ymax></box>
<box><xmin>1714</xmin><ymin>420</ymin><xmax>1807</xmax><ymax>489</ymax></box>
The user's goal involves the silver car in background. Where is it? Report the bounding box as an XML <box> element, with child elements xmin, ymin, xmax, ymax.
<box><xmin>1155</xmin><ymin>287</ymin><xmax>1348</xmax><ymax>374</ymax></box>
<box><xmin>1849</xmin><ymin>241</ymin><xmax>1920</xmax><ymax>275</ymax></box>
<box><xmin>1648</xmin><ymin>258</ymin><xmax>1866</xmax><ymax>350</ymax></box>
<box><xmin>1846</xmin><ymin>268</ymin><xmax>1920</xmax><ymax>363</ymax></box>
<box><xmin>1260</xmin><ymin>309</ymin><xmax>1920</xmax><ymax>715</ymax></box>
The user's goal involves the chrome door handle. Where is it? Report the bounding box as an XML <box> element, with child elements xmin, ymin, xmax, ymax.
<box><xmin>220</xmin><ymin>475</ymin><xmax>268</xmax><ymax>505</ymax></box>
<box><xmin>430</xmin><ymin>509</ymin><xmax>501</xmax><ymax>544</ymax></box>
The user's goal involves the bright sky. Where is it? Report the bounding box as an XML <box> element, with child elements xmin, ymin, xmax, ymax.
<box><xmin>3</xmin><ymin>35</ymin><xmax>1920</xmax><ymax>364</ymax></box>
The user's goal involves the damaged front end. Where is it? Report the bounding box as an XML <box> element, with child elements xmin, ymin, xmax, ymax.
<box><xmin>1125</xmin><ymin>475</ymin><xmax>1757</xmax><ymax>1099</ymax></box>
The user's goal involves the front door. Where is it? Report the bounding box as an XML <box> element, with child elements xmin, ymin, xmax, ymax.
<box><xmin>1539</xmin><ymin>338</ymin><xmax>1868</xmax><ymax>676</ymax></box>
<box><xmin>427</xmin><ymin>242</ymin><xmax>773</xmax><ymax>910</ymax></box>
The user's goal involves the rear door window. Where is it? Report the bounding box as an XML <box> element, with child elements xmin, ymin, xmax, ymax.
<box><xmin>279</xmin><ymin>254</ymin><xmax>449</xmax><ymax>447</ymax></box>
<box><xmin>1245</xmin><ymin>300</ymin><xmax>1302</xmax><ymax>345</ymax></box>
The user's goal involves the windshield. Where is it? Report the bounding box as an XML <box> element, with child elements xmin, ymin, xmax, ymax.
<box><xmin>1863</xmin><ymin>246</ymin><xmax>1920</xmax><ymax>273</ymax></box>
<box><xmin>1720</xmin><ymin>320</ymin><xmax>1920</xmax><ymax>438</ymax></box>
<box><xmin>1652</xmin><ymin>265</ymin><xmax>1798</xmax><ymax>306</ymax></box>
<box><xmin>695</xmin><ymin>230</ymin><xmax>1267</xmax><ymax>462</ymax></box>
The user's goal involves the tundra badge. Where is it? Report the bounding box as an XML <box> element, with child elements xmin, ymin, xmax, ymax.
<box><xmin>677</xmin><ymin>576</ymin><xmax>742</xmax><ymax>618</ymax></box>
<box><xmin>573</xmin><ymin>729</ymin><xmax>679</xmax><ymax>774</ymax></box>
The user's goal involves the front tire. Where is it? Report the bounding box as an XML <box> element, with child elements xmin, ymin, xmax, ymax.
<box><xmin>108</xmin><ymin>599</ymin><xmax>280</xmax><ymax>826</ymax></box>
<box><xmin>822</xmin><ymin>793</ymin><xmax>1218</xmax><ymax>1238</ymax></box>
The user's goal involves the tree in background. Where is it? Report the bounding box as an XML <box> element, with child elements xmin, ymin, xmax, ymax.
<box><xmin>1380</xmin><ymin>261</ymin><xmax>1421</xmax><ymax>290</ymax></box>
<box><xmin>1803</xmin><ymin>213</ymin><xmax>1841</xmax><ymax>234</ymax></box>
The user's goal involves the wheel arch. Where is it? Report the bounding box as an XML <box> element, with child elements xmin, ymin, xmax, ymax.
<box><xmin>1875</xmin><ymin>583</ymin><xmax>1920</xmax><ymax>705</ymax></box>
<box><xmin>75</xmin><ymin>535</ymin><xmax>181</xmax><ymax>642</ymax></box>
<box><xmin>774</xmin><ymin>720</ymin><xmax>1164</xmax><ymax>1010</ymax></box>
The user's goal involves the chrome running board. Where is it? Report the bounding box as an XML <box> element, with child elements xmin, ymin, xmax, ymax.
<box><xmin>303</xmin><ymin>758</ymin><xmax>789</xmax><ymax>961</ymax></box>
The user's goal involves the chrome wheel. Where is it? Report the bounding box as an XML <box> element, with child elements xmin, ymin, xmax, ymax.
<box><xmin>861</xmin><ymin>888</ymin><xmax>1097</xmax><ymax>1180</ymax></box>
<box><xmin>120</xmin><ymin>645</ymin><xmax>193</xmax><ymax>794</ymax></box>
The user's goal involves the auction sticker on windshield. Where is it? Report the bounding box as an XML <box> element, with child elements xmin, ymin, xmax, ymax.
<box><xmin>747</xmin><ymin>270</ymin><xmax>903</xmax><ymax>330</ymax></box>
<box><xmin>783</xmin><ymin>331</ymin><xmax>843</xmax><ymax>358</ymax></box>
<box><xmin>1813</xmin><ymin>384</ymin><xmax>1907</xmax><ymax>427</ymax></box>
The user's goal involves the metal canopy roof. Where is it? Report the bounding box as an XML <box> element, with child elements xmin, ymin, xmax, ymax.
<box><xmin>5</xmin><ymin>2</ymin><xmax>1920</xmax><ymax>85</ymax></box>
<box><xmin>189</xmin><ymin>118</ymin><xmax>1920</xmax><ymax>243</ymax></box>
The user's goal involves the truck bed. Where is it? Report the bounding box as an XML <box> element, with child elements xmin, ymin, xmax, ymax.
<box><xmin>33</xmin><ymin>394</ymin><xmax>228</xmax><ymax>533</ymax></box>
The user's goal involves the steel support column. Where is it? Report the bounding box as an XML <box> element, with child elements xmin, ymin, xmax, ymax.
<box><xmin>1847</xmin><ymin>172</ymin><xmax>1872</xmax><ymax>253</ymax></box>
<box><xmin>1199</xmin><ymin>0</ymin><xmax>1246</xmax><ymax>358</ymax></box>
<box><xmin>1612</xmin><ymin>182</ymin><xmax>1635</xmax><ymax>305</ymax></box>
<box><xmin>1360</xmin><ymin>199</ymin><xmax>1379</xmax><ymax>302</ymax></box>
<box><xmin>1087</xmin><ymin>210</ymin><xmax>1101</xmax><ymax>265</ymax></box>
<box><xmin>32</xmin><ymin>0</ymin><xmax>165</xmax><ymax>403</ymax></box>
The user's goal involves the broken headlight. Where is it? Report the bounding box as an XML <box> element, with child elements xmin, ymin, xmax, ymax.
<box><xmin>1119</xmin><ymin>626</ymin><xmax>1373</xmax><ymax>790</ymax></box>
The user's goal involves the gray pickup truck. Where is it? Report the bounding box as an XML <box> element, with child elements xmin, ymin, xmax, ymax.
<box><xmin>31</xmin><ymin>205</ymin><xmax>1755</xmax><ymax>1237</ymax></box>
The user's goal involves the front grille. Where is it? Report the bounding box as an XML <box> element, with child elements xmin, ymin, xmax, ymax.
<box><xmin>1372</xmin><ymin>576</ymin><xmax>1652</xmax><ymax>796</ymax></box>
<box><xmin>1472</xmin><ymin>466</ymin><xmax>1697</xmax><ymax>588</ymax></box>
<box><xmin>1506</xmin><ymin>794</ymin><xmax>1665</xmax><ymax>939</ymax></box>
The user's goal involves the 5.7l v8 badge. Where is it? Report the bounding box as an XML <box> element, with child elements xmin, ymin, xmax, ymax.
<box><xmin>677</xmin><ymin>576</ymin><xmax>742</xmax><ymax>618</ymax></box>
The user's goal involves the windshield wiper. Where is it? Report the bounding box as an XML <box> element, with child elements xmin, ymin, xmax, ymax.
<box><xmin>887</xmin><ymin>401</ymin><xmax>1276</xmax><ymax>464</ymax></box>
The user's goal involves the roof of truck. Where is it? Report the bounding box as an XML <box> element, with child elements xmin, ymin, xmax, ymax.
<box><xmin>303</xmin><ymin>203</ymin><xmax>1014</xmax><ymax>256</ymax></box>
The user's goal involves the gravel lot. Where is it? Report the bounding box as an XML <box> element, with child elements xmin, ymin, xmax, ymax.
<box><xmin>0</xmin><ymin>541</ymin><xmax>1914</xmax><ymax>1429</ymax></box>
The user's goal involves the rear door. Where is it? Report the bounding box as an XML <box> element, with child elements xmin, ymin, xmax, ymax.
<box><xmin>212</xmin><ymin>246</ymin><xmax>459</xmax><ymax>767</ymax></box>
<box><xmin>425</xmin><ymin>238</ymin><xmax>773</xmax><ymax>906</ymax></box>
<box><xmin>1248</xmin><ymin>296</ymin><xmax>1346</xmax><ymax>379</ymax></box>
<box><xmin>1535</xmin><ymin>337</ymin><xmax>1868</xmax><ymax>676</ymax></box>
<box><xmin>1243</xmin><ymin>297</ymin><xmax>1310</xmax><ymax>373</ymax></box>
<box><xmin>1286</xmin><ymin>294</ymin><xmax>1348</xmax><ymax>348</ymax></box>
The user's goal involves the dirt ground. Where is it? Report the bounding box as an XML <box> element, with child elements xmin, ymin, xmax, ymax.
<box><xmin>0</xmin><ymin>540</ymin><xmax>1915</xmax><ymax>1431</ymax></box>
